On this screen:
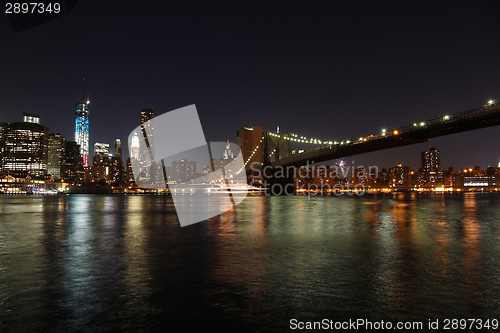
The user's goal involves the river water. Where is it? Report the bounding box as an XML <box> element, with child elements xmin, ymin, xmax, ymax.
<box><xmin>0</xmin><ymin>193</ymin><xmax>499</xmax><ymax>332</ymax></box>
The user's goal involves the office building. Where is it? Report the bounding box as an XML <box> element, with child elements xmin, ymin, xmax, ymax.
<box><xmin>389</xmin><ymin>164</ymin><xmax>412</xmax><ymax>188</ymax></box>
<box><xmin>75</xmin><ymin>99</ymin><xmax>90</xmax><ymax>167</ymax></box>
<box><xmin>1</xmin><ymin>119</ymin><xmax>49</xmax><ymax>177</ymax></box>
<box><xmin>421</xmin><ymin>147</ymin><xmax>440</xmax><ymax>172</ymax></box>
<box><xmin>138</xmin><ymin>108</ymin><xmax>155</xmax><ymax>181</ymax></box>
<box><xmin>237</xmin><ymin>125</ymin><xmax>263</xmax><ymax>170</ymax></box>
<box><xmin>172</xmin><ymin>159</ymin><xmax>197</xmax><ymax>183</ymax></box>
<box><xmin>47</xmin><ymin>133</ymin><xmax>66</xmax><ymax>180</ymax></box>
<box><xmin>23</xmin><ymin>113</ymin><xmax>40</xmax><ymax>124</ymax></box>
<box><xmin>93</xmin><ymin>142</ymin><xmax>110</xmax><ymax>166</ymax></box>
<box><xmin>114</xmin><ymin>139</ymin><xmax>122</xmax><ymax>161</ymax></box>
<box><xmin>64</xmin><ymin>141</ymin><xmax>84</xmax><ymax>184</ymax></box>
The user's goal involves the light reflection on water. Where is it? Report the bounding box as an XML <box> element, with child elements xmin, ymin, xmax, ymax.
<box><xmin>0</xmin><ymin>193</ymin><xmax>499</xmax><ymax>331</ymax></box>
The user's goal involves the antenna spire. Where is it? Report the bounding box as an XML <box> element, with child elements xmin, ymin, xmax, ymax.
<box><xmin>82</xmin><ymin>77</ymin><xmax>85</xmax><ymax>101</ymax></box>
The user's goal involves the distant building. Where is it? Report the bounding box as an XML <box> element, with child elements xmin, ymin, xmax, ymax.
<box><xmin>138</xmin><ymin>108</ymin><xmax>155</xmax><ymax>181</ymax></box>
<box><xmin>141</xmin><ymin>108</ymin><xmax>155</xmax><ymax>128</ymax></box>
<box><xmin>420</xmin><ymin>147</ymin><xmax>443</xmax><ymax>184</ymax></box>
<box><xmin>126</xmin><ymin>157</ymin><xmax>134</xmax><ymax>182</ymax></box>
<box><xmin>352</xmin><ymin>166</ymin><xmax>378</xmax><ymax>187</ymax></box>
<box><xmin>1</xmin><ymin>119</ymin><xmax>49</xmax><ymax>177</ymax></box>
<box><xmin>75</xmin><ymin>99</ymin><xmax>90</xmax><ymax>167</ymax></box>
<box><xmin>23</xmin><ymin>113</ymin><xmax>40</xmax><ymax>124</ymax></box>
<box><xmin>211</xmin><ymin>140</ymin><xmax>236</xmax><ymax>175</ymax></box>
<box><xmin>376</xmin><ymin>168</ymin><xmax>390</xmax><ymax>187</ymax></box>
<box><xmin>88</xmin><ymin>140</ymin><xmax>125</xmax><ymax>183</ymax></box>
<box><xmin>172</xmin><ymin>159</ymin><xmax>196</xmax><ymax>183</ymax></box>
<box><xmin>129</xmin><ymin>132</ymin><xmax>140</xmax><ymax>161</ymax></box>
<box><xmin>93</xmin><ymin>142</ymin><xmax>110</xmax><ymax>166</ymax></box>
<box><xmin>421</xmin><ymin>147</ymin><xmax>440</xmax><ymax>172</ymax></box>
<box><xmin>463</xmin><ymin>175</ymin><xmax>498</xmax><ymax>187</ymax></box>
<box><xmin>237</xmin><ymin>126</ymin><xmax>263</xmax><ymax>170</ymax></box>
<box><xmin>112</xmin><ymin>139</ymin><xmax>125</xmax><ymax>183</ymax></box>
<box><xmin>389</xmin><ymin>164</ymin><xmax>412</xmax><ymax>188</ymax></box>
<box><xmin>48</xmin><ymin>133</ymin><xmax>66</xmax><ymax>180</ymax></box>
<box><xmin>64</xmin><ymin>141</ymin><xmax>84</xmax><ymax>184</ymax></box>
<box><xmin>114</xmin><ymin>139</ymin><xmax>122</xmax><ymax>161</ymax></box>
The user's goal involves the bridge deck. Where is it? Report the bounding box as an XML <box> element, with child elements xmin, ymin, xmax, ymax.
<box><xmin>271</xmin><ymin>102</ymin><xmax>500</xmax><ymax>168</ymax></box>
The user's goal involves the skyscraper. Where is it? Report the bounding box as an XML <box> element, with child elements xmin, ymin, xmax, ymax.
<box><xmin>139</xmin><ymin>108</ymin><xmax>154</xmax><ymax>181</ymax></box>
<box><xmin>93</xmin><ymin>142</ymin><xmax>110</xmax><ymax>166</ymax></box>
<box><xmin>48</xmin><ymin>133</ymin><xmax>66</xmax><ymax>180</ymax></box>
<box><xmin>75</xmin><ymin>80</ymin><xmax>90</xmax><ymax>167</ymax></box>
<box><xmin>2</xmin><ymin>117</ymin><xmax>49</xmax><ymax>177</ymax></box>
<box><xmin>114</xmin><ymin>139</ymin><xmax>122</xmax><ymax>161</ymax></box>
<box><xmin>130</xmin><ymin>132</ymin><xmax>140</xmax><ymax>160</ymax></box>
<box><xmin>421</xmin><ymin>147</ymin><xmax>440</xmax><ymax>172</ymax></box>
<box><xmin>140</xmin><ymin>108</ymin><xmax>155</xmax><ymax>129</ymax></box>
<box><xmin>172</xmin><ymin>159</ymin><xmax>197</xmax><ymax>183</ymax></box>
<box><xmin>64</xmin><ymin>141</ymin><xmax>84</xmax><ymax>184</ymax></box>
<box><xmin>237</xmin><ymin>125</ymin><xmax>263</xmax><ymax>170</ymax></box>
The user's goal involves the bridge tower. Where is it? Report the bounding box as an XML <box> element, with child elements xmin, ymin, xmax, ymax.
<box><xmin>263</xmin><ymin>132</ymin><xmax>293</xmax><ymax>166</ymax></box>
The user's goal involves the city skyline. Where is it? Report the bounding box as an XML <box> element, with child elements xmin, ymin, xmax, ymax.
<box><xmin>2</xmin><ymin>100</ymin><xmax>500</xmax><ymax>174</ymax></box>
<box><xmin>0</xmin><ymin>2</ymin><xmax>499</xmax><ymax>171</ymax></box>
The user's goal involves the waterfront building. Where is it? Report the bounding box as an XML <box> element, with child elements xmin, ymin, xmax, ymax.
<box><xmin>389</xmin><ymin>164</ymin><xmax>412</xmax><ymax>188</ymax></box>
<box><xmin>237</xmin><ymin>125</ymin><xmax>263</xmax><ymax>170</ymax></box>
<box><xmin>47</xmin><ymin>133</ymin><xmax>66</xmax><ymax>180</ymax></box>
<box><xmin>1</xmin><ymin>117</ymin><xmax>49</xmax><ymax>177</ymax></box>
<box><xmin>64</xmin><ymin>141</ymin><xmax>84</xmax><ymax>184</ymax></box>
<box><xmin>463</xmin><ymin>175</ymin><xmax>498</xmax><ymax>188</ymax></box>
<box><xmin>171</xmin><ymin>159</ymin><xmax>197</xmax><ymax>183</ymax></box>
<box><xmin>75</xmin><ymin>98</ymin><xmax>90</xmax><ymax>167</ymax></box>
<box><xmin>421</xmin><ymin>147</ymin><xmax>440</xmax><ymax>172</ymax></box>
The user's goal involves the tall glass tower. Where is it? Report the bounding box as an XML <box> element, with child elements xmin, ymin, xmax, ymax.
<box><xmin>75</xmin><ymin>99</ymin><xmax>90</xmax><ymax>167</ymax></box>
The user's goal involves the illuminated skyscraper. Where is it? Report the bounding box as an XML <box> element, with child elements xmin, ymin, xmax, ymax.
<box><xmin>130</xmin><ymin>132</ymin><xmax>140</xmax><ymax>160</ymax></box>
<box><xmin>93</xmin><ymin>142</ymin><xmax>110</xmax><ymax>166</ymax></box>
<box><xmin>139</xmin><ymin>108</ymin><xmax>154</xmax><ymax>181</ymax></box>
<box><xmin>2</xmin><ymin>116</ymin><xmax>49</xmax><ymax>177</ymax></box>
<box><xmin>48</xmin><ymin>133</ymin><xmax>66</xmax><ymax>180</ymax></box>
<box><xmin>140</xmin><ymin>108</ymin><xmax>155</xmax><ymax>129</ymax></box>
<box><xmin>114</xmin><ymin>139</ymin><xmax>122</xmax><ymax>161</ymax></box>
<box><xmin>75</xmin><ymin>79</ymin><xmax>90</xmax><ymax>167</ymax></box>
<box><xmin>421</xmin><ymin>147</ymin><xmax>440</xmax><ymax>172</ymax></box>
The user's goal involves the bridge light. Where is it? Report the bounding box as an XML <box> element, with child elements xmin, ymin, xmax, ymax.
<box><xmin>393</xmin><ymin>130</ymin><xmax>399</xmax><ymax>135</ymax></box>
<box><xmin>414</xmin><ymin>123</ymin><xmax>417</xmax><ymax>127</ymax></box>
<box><xmin>420</xmin><ymin>122</ymin><xmax>425</xmax><ymax>126</ymax></box>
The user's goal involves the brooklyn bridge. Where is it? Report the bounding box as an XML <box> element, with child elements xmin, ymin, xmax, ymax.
<box><xmin>237</xmin><ymin>100</ymin><xmax>500</xmax><ymax>183</ymax></box>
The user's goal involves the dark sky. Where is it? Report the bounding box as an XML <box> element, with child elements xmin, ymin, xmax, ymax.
<box><xmin>1</xmin><ymin>1</ymin><xmax>499</xmax><ymax>170</ymax></box>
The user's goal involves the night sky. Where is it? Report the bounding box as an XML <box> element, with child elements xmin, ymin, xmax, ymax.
<box><xmin>1</xmin><ymin>1</ymin><xmax>499</xmax><ymax>170</ymax></box>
